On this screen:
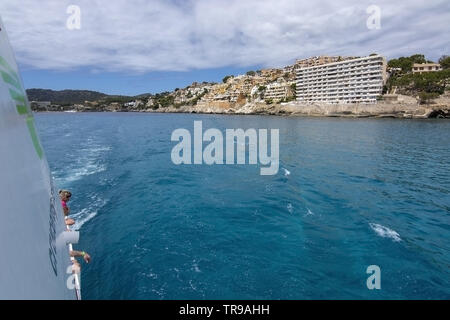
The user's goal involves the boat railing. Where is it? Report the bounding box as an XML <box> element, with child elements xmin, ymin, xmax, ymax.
<box><xmin>66</xmin><ymin>222</ymin><xmax>82</xmax><ymax>300</ymax></box>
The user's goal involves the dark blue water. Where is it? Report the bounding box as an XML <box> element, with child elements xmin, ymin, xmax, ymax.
<box><xmin>35</xmin><ymin>112</ymin><xmax>450</xmax><ymax>299</ymax></box>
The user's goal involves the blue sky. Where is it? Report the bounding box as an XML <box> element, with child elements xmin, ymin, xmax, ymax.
<box><xmin>1</xmin><ymin>0</ymin><xmax>449</xmax><ymax>96</ymax></box>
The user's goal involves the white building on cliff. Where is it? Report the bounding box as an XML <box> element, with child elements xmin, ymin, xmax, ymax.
<box><xmin>296</xmin><ymin>55</ymin><xmax>387</xmax><ymax>104</ymax></box>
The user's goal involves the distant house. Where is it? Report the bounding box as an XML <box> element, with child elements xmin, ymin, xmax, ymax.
<box><xmin>387</xmin><ymin>67</ymin><xmax>402</xmax><ymax>73</ymax></box>
<box><xmin>32</xmin><ymin>101</ymin><xmax>51</xmax><ymax>107</ymax></box>
<box><xmin>412</xmin><ymin>63</ymin><xmax>442</xmax><ymax>74</ymax></box>
<box><xmin>124</xmin><ymin>101</ymin><xmax>136</xmax><ymax>107</ymax></box>
<box><xmin>30</xmin><ymin>101</ymin><xmax>51</xmax><ymax>111</ymax></box>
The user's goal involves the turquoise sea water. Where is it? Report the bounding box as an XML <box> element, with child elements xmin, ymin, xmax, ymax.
<box><xmin>35</xmin><ymin>112</ymin><xmax>450</xmax><ymax>299</ymax></box>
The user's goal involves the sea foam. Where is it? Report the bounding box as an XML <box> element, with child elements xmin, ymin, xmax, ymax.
<box><xmin>71</xmin><ymin>196</ymin><xmax>108</xmax><ymax>230</ymax></box>
<box><xmin>369</xmin><ymin>223</ymin><xmax>401</xmax><ymax>242</ymax></box>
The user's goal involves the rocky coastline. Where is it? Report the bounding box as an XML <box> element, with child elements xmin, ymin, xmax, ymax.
<box><xmin>33</xmin><ymin>98</ymin><xmax>450</xmax><ymax>119</ymax></box>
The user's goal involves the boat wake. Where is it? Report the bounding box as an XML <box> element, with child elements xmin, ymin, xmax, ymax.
<box><xmin>56</xmin><ymin>163</ymin><xmax>106</xmax><ymax>184</ymax></box>
<box><xmin>71</xmin><ymin>195</ymin><xmax>108</xmax><ymax>230</ymax></box>
<box><xmin>53</xmin><ymin>145</ymin><xmax>110</xmax><ymax>185</ymax></box>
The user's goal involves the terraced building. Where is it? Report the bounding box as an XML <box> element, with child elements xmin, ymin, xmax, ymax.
<box><xmin>296</xmin><ymin>55</ymin><xmax>387</xmax><ymax>104</ymax></box>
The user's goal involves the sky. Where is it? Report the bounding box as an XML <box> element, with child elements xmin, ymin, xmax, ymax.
<box><xmin>1</xmin><ymin>0</ymin><xmax>449</xmax><ymax>96</ymax></box>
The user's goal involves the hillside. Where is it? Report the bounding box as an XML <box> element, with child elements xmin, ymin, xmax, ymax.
<box><xmin>26</xmin><ymin>89</ymin><xmax>108</xmax><ymax>105</ymax></box>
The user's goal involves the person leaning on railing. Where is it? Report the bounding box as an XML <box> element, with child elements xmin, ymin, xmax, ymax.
<box><xmin>70</xmin><ymin>250</ymin><xmax>91</xmax><ymax>274</ymax></box>
<box><xmin>59</xmin><ymin>190</ymin><xmax>92</xmax><ymax>271</ymax></box>
<box><xmin>59</xmin><ymin>189</ymin><xmax>75</xmax><ymax>226</ymax></box>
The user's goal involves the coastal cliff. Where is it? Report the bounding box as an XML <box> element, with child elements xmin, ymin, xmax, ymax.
<box><xmin>31</xmin><ymin>91</ymin><xmax>450</xmax><ymax>119</ymax></box>
<box><xmin>30</xmin><ymin>96</ymin><xmax>450</xmax><ymax>119</ymax></box>
<box><xmin>144</xmin><ymin>99</ymin><xmax>450</xmax><ymax>119</ymax></box>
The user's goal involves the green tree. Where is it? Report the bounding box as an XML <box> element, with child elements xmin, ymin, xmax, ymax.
<box><xmin>409</xmin><ymin>54</ymin><xmax>426</xmax><ymax>64</ymax></box>
<box><xmin>222</xmin><ymin>75</ymin><xmax>233</xmax><ymax>83</ymax></box>
<box><xmin>419</xmin><ymin>92</ymin><xmax>439</xmax><ymax>104</ymax></box>
<box><xmin>290</xmin><ymin>83</ymin><xmax>297</xmax><ymax>98</ymax></box>
<box><xmin>246</xmin><ymin>71</ymin><xmax>256</xmax><ymax>76</ymax></box>
<box><xmin>388</xmin><ymin>54</ymin><xmax>427</xmax><ymax>73</ymax></box>
<box><xmin>390</xmin><ymin>69</ymin><xmax>449</xmax><ymax>96</ymax></box>
<box><xmin>439</xmin><ymin>55</ymin><xmax>450</xmax><ymax>69</ymax></box>
<box><xmin>388</xmin><ymin>57</ymin><xmax>413</xmax><ymax>73</ymax></box>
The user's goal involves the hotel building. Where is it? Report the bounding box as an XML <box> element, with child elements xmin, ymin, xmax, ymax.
<box><xmin>296</xmin><ymin>55</ymin><xmax>387</xmax><ymax>104</ymax></box>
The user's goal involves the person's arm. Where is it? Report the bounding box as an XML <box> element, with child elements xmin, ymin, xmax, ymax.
<box><xmin>70</xmin><ymin>250</ymin><xmax>91</xmax><ymax>263</ymax></box>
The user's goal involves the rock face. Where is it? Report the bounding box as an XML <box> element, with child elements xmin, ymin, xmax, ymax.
<box><xmin>34</xmin><ymin>99</ymin><xmax>450</xmax><ymax>119</ymax></box>
<box><xmin>142</xmin><ymin>99</ymin><xmax>450</xmax><ymax>119</ymax></box>
<box><xmin>269</xmin><ymin>102</ymin><xmax>440</xmax><ymax>118</ymax></box>
<box><xmin>428</xmin><ymin>109</ymin><xmax>450</xmax><ymax>118</ymax></box>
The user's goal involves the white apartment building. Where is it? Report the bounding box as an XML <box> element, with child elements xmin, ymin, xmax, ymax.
<box><xmin>296</xmin><ymin>55</ymin><xmax>387</xmax><ymax>104</ymax></box>
<box><xmin>265</xmin><ymin>78</ymin><xmax>294</xmax><ymax>101</ymax></box>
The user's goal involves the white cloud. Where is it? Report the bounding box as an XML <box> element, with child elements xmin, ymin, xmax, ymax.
<box><xmin>0</xmin><ymin>0</ymin><xmax>449</xmax><ymax>73</ymax></box>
